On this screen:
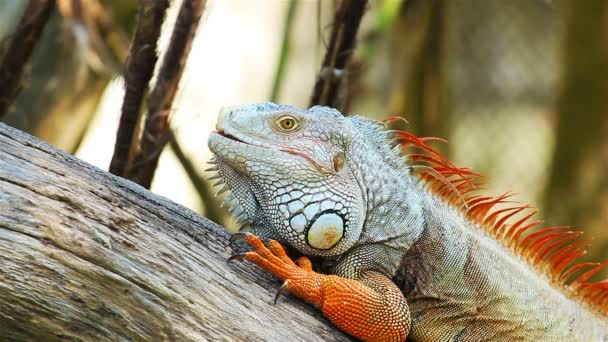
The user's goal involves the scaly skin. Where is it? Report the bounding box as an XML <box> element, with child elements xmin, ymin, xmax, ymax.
<box><xmin>207</xmin><ymin>102</ymin><xmax>608</xmax><ymax>341</ymax></box>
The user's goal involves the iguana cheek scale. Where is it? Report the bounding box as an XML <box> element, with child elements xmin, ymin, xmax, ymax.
<box><xmin>207</xmin><ymin>102</ymin><xmax>608</xmax><ymax>341</ymax></box>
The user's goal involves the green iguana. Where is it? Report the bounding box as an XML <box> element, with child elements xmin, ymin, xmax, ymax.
<box><xmin>207</xmin><ymin>102</ymin><xmax>608</xmax><ymax>341</ymax></box>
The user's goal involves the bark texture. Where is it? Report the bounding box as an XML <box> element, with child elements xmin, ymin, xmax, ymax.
<box><xmin>0</xmin><ymin>123</ymin><xmax>350</xmax><ymax>341</ymax></box>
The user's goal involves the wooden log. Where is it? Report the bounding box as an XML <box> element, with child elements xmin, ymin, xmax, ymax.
<box><xmin>0</xmin><ymin>123</ymin><xmax>350</xmax><ymax>341</ymax></box>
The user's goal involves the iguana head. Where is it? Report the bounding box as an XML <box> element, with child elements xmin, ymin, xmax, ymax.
<box><xmin>208</xmin><ymin>103</ymin><xmax>366</xmax><ymax>257</ymax></box>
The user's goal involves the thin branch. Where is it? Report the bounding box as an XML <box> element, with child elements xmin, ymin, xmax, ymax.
<box><xmin>108</xmin><ymin>0</ymin><xmax>169</xmax><ymax>177</ymax></box>
<box><xmin>128</xmin><ymin>0</ymin><xmax>206</xmax><ymax>188</ymax></box>
<box><xmin>309</xmin><ymin>0</ymin><xmax>368</xmax><ymax>110</ymax></box>
<box><xmin>269</xmin><ymin>0</ymin><xmax>297</xmax><ymax>102</ymax></box>
<box><xmin>168</xmin><ymin>131</ymin><xmax>226</xmax><ymax>226</ymax></box>
<box><xmin>0</xmin><ymin>0</ymin><xmax>55</xmax><ymax>119</ymax></box>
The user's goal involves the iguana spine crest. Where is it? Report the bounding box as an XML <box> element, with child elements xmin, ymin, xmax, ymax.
<box><xmin>386</xmin><ymin>117</ymin><xmax>608</xmax><ymax>316</ymax></box>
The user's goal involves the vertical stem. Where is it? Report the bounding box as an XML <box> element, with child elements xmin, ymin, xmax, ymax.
<box><xmin>168</xmin><ymin>132</ymin><xmax>226</xmax><ymax>225</ymax></box>
<box><xmin>269</xmin><ymin>0</ymin><xmax>297</xmax><ymax>103</ymax></box>
<box><xmin>0</xmin><ymin>0</ymin><xmax>55</xmax><ymax>119</ymax></box>
<box><xmin>109</xmin><ymin>0</ymin><xmax>169</xmax><ymax>177</ymax></box>
<box><xmin>129</xmin><ymin>0</ymin><xmax>206</xmax><ymax>188</ymax></box>
<box><xmin>544</xmin><ymin>0</ymin><xmax>608</xmax><ymax>260</ymax></box>
<box><xmin>309</xmin><ymin>0</ymin><xmax>368</xmax><ymax>111</ymax></box>
<box><xmin>388</xmin><ymin>0</ymin><xmax>446</xmax><ymax>139</ymax></box>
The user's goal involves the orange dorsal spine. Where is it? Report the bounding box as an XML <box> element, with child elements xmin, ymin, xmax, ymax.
<box><xmin>388</xmin><ymin>125</ymin><xmax>608</xmax><ymax>316</ymax></box>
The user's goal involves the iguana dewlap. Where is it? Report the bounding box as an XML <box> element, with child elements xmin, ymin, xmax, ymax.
<box><xmin>207</xmin><ymin>102</ymin><xmax>608</xmax><ymax>341</ymax></box>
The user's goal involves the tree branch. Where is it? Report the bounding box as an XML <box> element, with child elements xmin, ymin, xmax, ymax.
<box><xmin>309</xmin><ymin>0</ymin><xmax>368</xmax><ymax>110</ymax></box>
<box><xmin>168</xmin><ymin>131</ymin><xmax>227</xmax><ymax>226</ymax></box>
<box><xmin>109</xmin><ymin>0</ymin><xmax>168</xmax><ymax>177</ymax></box>
<box><xmin>129</xmin><ymin>0</ymin><xmax>206</xmax><ymax>189</ymax></box>
<box><xmin>0</xmin><ymin>0</ymin><xmax>55</xmax><ymax>119</ymax></box>
<box><xmin>0</xmin><ymin>122</ymin><xmax>351</xmax><ymax>341</ymax></box>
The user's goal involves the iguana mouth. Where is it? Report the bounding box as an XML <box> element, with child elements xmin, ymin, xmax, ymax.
<box><xmin>210</xmin><ymin>131</ymin><xmax>301</xmax><ymax>160</ymax></box>
<box><xmin>216</xmin><ymin>130</ymin><xmax>247</xmax><ymax>144</ymax></box>
<box><xmin>209</xmin><ymin>131</ymin><xmax>275</xmax><ymax>155</ymax></box>
<box><xmin>209</xmin><ymin>129</ymin><xmax>328</xmax><ymax>180</ymax></box>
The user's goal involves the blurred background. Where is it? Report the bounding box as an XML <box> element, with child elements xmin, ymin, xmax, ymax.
<box><xmin>0</xmin><ymin>0</ymin><xmax>606</xmax><ymax>265</ymax></box>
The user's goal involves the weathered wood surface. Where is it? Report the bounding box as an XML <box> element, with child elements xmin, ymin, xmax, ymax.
<box><xmin>0</xmin><ymin>123</ymin><xmax>350</xmax><ymax>341</ymax></box>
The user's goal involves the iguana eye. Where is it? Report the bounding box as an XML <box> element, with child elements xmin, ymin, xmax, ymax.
<box><xmin>275</xmin><ymin>115</ymin><xmax>300</xmax><ymax>132</ymax></box>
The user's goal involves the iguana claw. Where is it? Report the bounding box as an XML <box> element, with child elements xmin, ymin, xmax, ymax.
<box><xmin>274</xmin><ymin>281</ymin><xmax>289</xmax><ymax>304</ymax></box>
<box><xmin>229</xmin><ymin>232</ymin><xmax>253</xmax><ymax>242</ymax></box>
<box><xmin>228</xmin><ymin>253</ymin><xmax>247</xmax><ymax>262</ymax></box>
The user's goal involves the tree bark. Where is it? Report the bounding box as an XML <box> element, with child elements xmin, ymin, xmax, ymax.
<box><xmin>0</xmin><ymin>123</ymin><xmax>350</xmax><ymax>341</ymax></box>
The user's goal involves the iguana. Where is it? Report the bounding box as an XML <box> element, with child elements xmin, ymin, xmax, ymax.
<box><xmin>207</xmin><ymin>102</ymin><xmax>608</xmax><ymax>341</ymax></box>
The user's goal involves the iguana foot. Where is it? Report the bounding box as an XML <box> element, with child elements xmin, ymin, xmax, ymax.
<box><xmin>229</xmin><ymin>233</ymin><xmax>410</xmax><ymax>342</ymax></box>
<box><xmin>229</xmin><ymin>232</ymin><xmax>304</xmax><ymax>276</ymax></box>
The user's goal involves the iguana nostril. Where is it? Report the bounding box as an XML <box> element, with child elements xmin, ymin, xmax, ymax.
<box><xmin>217</xmin><ymin>106</ymin><xmax>235</xmax><ymax>131</ymax></box>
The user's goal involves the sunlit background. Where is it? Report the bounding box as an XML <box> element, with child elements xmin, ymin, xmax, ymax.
<box><xmin>1</xmin><ymin>0</ymin><xmax>607</xmax><ymax>265</ymax></box>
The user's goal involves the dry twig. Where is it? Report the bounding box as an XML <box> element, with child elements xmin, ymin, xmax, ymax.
<box><xmin>109</xmin><ymin>0</ymin><xmax>169</xmax><ymax>177</ymax></box>
<box><xmin>309</xmin><ymin>0</ymin><xmax>368</xmax><ymax>110</ymax></box>
<box><xmin>128</xmin><ymin>0</ymin><xmax>206</xmax><ymax>189</ymax></box>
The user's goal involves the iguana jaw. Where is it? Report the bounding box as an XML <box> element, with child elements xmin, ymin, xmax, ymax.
<box><xmin>208</xmin><ymin>130</ymin><xmax>322</xmax><ymax>233</ymax></box>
